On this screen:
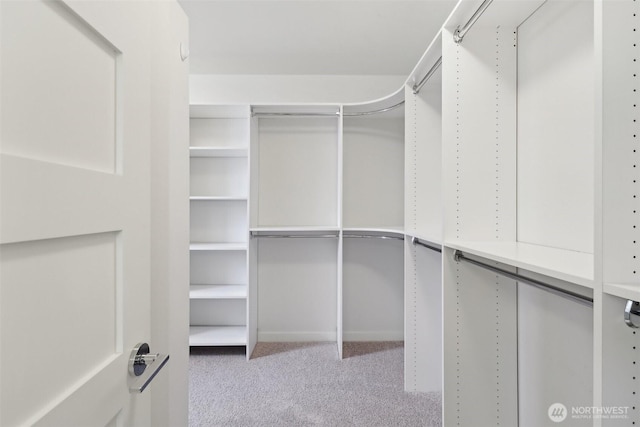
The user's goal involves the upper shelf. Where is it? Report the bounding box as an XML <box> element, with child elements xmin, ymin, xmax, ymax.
<box><xmin>189</xmin><ymin>147</ymin><xmax>248</xmax><ymax>158</ymax></box>
<box><xmin>190</xmin><ymin>104</ymin><xmax>250</xmax><ymax>119</ymax></box>
<box><xmin>445</xmin><ymin>240</ymin><xmax>594</xmax><ymax>289</ymax></box>
<box><xmin>444</xmin><ymin>0</ymin><xmax>547</xmax><ymax>32</ymax></box>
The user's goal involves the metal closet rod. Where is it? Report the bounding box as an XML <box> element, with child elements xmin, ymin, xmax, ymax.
<box><xmin>251</xmin><ymin>110</ymin><xmax>339</xmax><ymax>118</ymax></box>
<box><xmin>343</xmin><ymin>234</ymin><xmax>404</xmax><ymax>241</ymax></box>
<box><xmin>453</xmin><ymin>250</ymin><xmax>594</xmax><ymax>307</ymax></box>
<box><xmin>251</xmin><ymin>233</ymin><xmax>338</xmax><ymax>239</ymax></box>
<box><xmin>453</xmin><ymin>0</ymin><xmax>494</xmax><ymax>44</ymax></box>
<box><xmin>411</xmin><ymin>237</ymin><xmax>442</xmax><ymax>253</ymax></box>
<box><xmin>412</xmin><ymin>57</ymin><xmax>442</xmax><ymax>95</ymax></box>
<box><xmin>343</xmin><ymin>100</ymin><xmax>405</xmax><ymax>117</ymax></box>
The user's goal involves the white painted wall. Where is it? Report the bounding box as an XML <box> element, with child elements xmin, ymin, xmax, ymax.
<box><xmin>190</xmin><ymin>74</ymin><xmax>406</xmax><ymax>105</ymax></box>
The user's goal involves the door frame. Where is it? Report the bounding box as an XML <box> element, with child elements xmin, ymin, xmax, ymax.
<box><xmin>149</xmin><ymin>2</ymin><xmax>190</xmax><ymax>426</ymax></box>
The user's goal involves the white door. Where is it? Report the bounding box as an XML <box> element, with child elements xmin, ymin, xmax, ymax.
<box><xmin>1</xmin><ymin>1</ymin><xmax>164</xmax><ymax>425</ymax></box>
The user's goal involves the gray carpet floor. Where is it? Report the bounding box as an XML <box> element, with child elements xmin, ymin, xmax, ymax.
<box><xmin>189</xmin><ymin>342</ymin><xmax>442</xmax><ymax>427</ymax></box>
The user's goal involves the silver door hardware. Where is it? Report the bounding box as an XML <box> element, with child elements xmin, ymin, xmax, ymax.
<box><xmin>624</xmin><ymin>300</ymin><xmax>640</xmax><ymax>328</ymax></box>
<box><xmin>128</xmin><ymin>342</ymin><xmax>170</xmax><ymax>393</ymax></box>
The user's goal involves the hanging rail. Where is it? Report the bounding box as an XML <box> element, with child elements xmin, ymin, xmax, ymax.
<box><xmin>251</xmin><ymin>109</ymin><xmax>340</xmax><ymax>118</ymax></box>
<box><xmin>412</xmin><ymin>57</ymin><xmax>442</xmax><ymax>95</ymax></box>
<box><xmin>411</xmin><ymin>237</ymin><xmax>442</xmax><ymax>253</ymax></box>
<box><xmin>343</xmin><ymin>100</ymin><xmax>405</xmax><ymax>117</ymax></box>
<box><xmin>453</xmin><ymin>0</ymin><xmax>494</xmax><ymax>44</ymax></box>
<box><xmin>250</xmin><ymin>232</ymin><xmax>338</xmax><ymax>239</ymax></box>
<box><xmin>343</xmin><ymin>234</ymin><xmax>404</xmax><ymax>241</ymax></box>
<box><xmin>453</xmin><ymin>250</ymin><xmax>593</xmax><ymax>307</ymax></box>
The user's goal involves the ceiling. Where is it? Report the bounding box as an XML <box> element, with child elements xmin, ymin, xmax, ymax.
<box><xmin>179</xmin><ymin>0</ymin><xmax>457</xmax><ymax>76</ymax></box>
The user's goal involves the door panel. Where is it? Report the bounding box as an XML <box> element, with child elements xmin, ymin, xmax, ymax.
<box><xmin>2</xmin><ymin>0</ymin><xmax>118</xmax><ymax>173</ymax></box>
<box><xmin>1</xmin><ymin>0</ymin><xmax>156</xmax><ymax>425</ymax></box>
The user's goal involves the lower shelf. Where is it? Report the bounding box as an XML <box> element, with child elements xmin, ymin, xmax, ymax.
<box><xmin>189</xmin><ymin>326</ymin><xmax>247</xmax><ymax>346</ymax></box>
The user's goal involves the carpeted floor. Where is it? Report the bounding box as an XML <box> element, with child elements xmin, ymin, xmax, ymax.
<box><xmin>189</xmin><ymin>342</ymin><xmax>442</xmax><ymax>427</ymax></box>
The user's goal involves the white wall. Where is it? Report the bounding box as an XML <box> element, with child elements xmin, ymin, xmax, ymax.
<box><xmin>190</xmin><ymin>74</ymin><xmax>406</xmax><ymax>105</ymax></box>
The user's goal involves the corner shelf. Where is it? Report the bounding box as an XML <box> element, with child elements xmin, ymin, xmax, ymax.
<box><xmin>445</xmin><ymin>241</ymin><xmax>594</xmax><ymax>289</ymax></box>
<box><xmin>189</xmin><ymin>326</ymin><xmax>247</xmax><ymax>346</ymax></box>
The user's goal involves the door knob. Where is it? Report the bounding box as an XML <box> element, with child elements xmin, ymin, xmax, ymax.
<box><xmin>128</xmin><ymin>342</ymin><xmax>169</xmax><ymax>393</ymax></box>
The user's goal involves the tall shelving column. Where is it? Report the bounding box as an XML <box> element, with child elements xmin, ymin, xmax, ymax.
<box><xmin>249</xmin><ymin>105</ymin><xmax>340</xmax><ymax>347</ymax></box>
<box><xmin>440</xmin><ymin>0</ymin><xmax>596</xmax><ymax>425</ymax></box>
<box><xmin>600</xmin><ymin>0</ymin><xmax>640</xmax><ymax>424</ymax></box>
<box><xmin>404</xmin><ymin>33</ymin><xmax>443</xmax><ymax>394</ymax></box>
<box><xmin>188</xmin><ymin>105</ymin><xmax>251</xmax><ymax>353</ymax></box>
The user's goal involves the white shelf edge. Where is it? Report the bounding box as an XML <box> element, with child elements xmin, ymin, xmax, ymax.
<box><xmin>189</xmin><ymin>326</ymin><xmax>247</xmax><ymax>346</ymax></box>
<box><xmin>189</xmin><ymin>284</ymin><xmax>248</xmax><ymax>299</ymax></box>
<box><xmin>189</xmin><ymin>242</ymin><xmax>248</xmax><ymax>251</ymax></box>
<box><xmin>342</xmin><ymin>226</ymin><xmax>405</xmax><ymax>237</ymax></box>
<box><xmin>189</xmin><ymin>147</ymin><xmax>248</xmax><ymax>158</ymax></box>
<box><xmin>604</xmin><ymin>283</ymin><xmax>640</xmax><ymax>301</ymax></box>
<box><xmin>189</xmin><ymin>196</ymin><xmax>248</xmax><ymax>201</ymax></box>
<box><xmin>189</xmin><ymin>104</ymin><xmax>251</xmax><ymax>119</ymax></box>
<box><xmin>445</xmin><ymin>241</ymin><xmax>594</xmax><ymax>289</ymax></box>
<box><xmin>250</xmin><ymin>226</ymin><xmax>340</xmax><ymax>232</ymax></box>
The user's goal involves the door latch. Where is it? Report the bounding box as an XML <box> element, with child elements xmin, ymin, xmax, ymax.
<box><xmin>128</xmin><ymin>342</ymin><xmax>169</xmax><ymax>393</ymax></box>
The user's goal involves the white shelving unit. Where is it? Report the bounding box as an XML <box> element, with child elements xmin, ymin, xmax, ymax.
<box><xmin>185</xmin><ymin>0</ymin><xmax>640</xmax><ymax>420</ymax></box>
<box><xmin>188</xmin><ymin>105</ymin><xmax>251</xmax><ymax>355</ymax></box>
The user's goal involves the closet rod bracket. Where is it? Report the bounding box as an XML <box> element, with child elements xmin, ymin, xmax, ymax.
<box><xmin>453</xmin><ymin>27</ymin><xmax>464</xmax><ymax>44</ymax></box>
<box><xmin>624</xmin><ymin>300</ymin><xmax>640</xmax><ymax>328</ymax></box>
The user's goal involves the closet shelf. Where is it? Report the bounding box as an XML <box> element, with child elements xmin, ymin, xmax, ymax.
<box><xmin>250</xmin><ymin>226</ymin><xmax>340</xmax><ymax>236</ymax></box>
<box><xmin>604</xmin><ymin>283</ymin><xmax>640</xmax><ymax>301</ymax></box>
<box><xmin>189</xmin><ymin>147</ymin><xmax>248</xmax><ymax>158</ymax></box>
<box><xmin>189</xmin><ymin>196</ymin><xmax>248</xmax><ymax>201</ymax></box>
<box><xmin>343</xmin><ymin>226</ymin><xmax>405</xmax><ymax>237</ymax></box>
<box><xmin>445</xmin><ymin>241</ymin><xmax>594</xmax><ymax>289</ymax></box>
<box><xmin>189</xmin><ymin>242</ymin><xmax>247</xmax><ymax>251</ymax></box>
<box><xmin>189</xmin><ymin>326</ymin><xmax>247</xmax><ymax>346</ymax></box>
<box><xmin>190</xmin><ymin>284</ymin><xmax>247</xmax><ymax>299</ymax></box>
